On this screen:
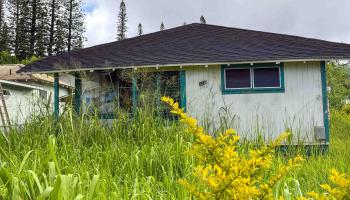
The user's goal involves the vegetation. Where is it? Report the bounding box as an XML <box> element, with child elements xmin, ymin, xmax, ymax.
<box><xmin>0</xmin><ymin>51</ymin><xmax>39</xmax><ymax>65</ymax></box>
<box><xmin>0</xmin><ymin>0</ymin><xmax>85</xmax><ymax>58</ymax></box>
<box><xmin>0</xmin><ymin>98</ymin><xmax>348</xmax><ymax>199</ymax></box>
<box><xmin>160</xmin><ymin>22</ymin><xmax>165</xmax><ymax>31</ymax></box>
<box><xmin>137</xmin><ymin>23</ymin><xmax>143</xmax><ymax>36</ymax></box>
<box><xmin>200</xmin><ymin>15</ymin><xmax>207</xmax><ymax>24</ymax></box>
<box><xmin>116</xmin><ymin>0</ymin><xmax>127</xmax><ymax>41</ymax></box>
<box><xmin>327</xmin><ymin>61</ymin><xmax>350</xmax><ymax>110</ymax></box>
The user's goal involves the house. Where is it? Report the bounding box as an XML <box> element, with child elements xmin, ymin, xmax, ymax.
<box><xmin>0</xmin><ymin>64</ymin><xmax>72</xmax><ymax>126</ymax></box>
<box><xmin>17</xmin><ymin>23</ymin><xmax>350</xmax><ymax>145</ymax></box>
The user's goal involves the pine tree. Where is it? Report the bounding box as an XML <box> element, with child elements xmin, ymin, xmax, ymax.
<box><xmin>35</xmin><ymin>0</ymin><xmax>49</xmax><ymax>56</ymax></box>
<box><xmin>0</xmin><ymin>0</ymin><xmax>4</xmax><ymax>30</ymax></box>
<box><xmin>0</xmin><ymin>22</ymin><xmax>11</xmax><ymax>52</ymax></box>
<box><xmin>7</xmin><ymin>0</ymin><xmax>20</xmax><ymax>55</ymax></box>
<box><xmin>8</xmin><ymin>0</ymin><xmax>31</xmax><ymax>58</ymax></box>
<box><xmin>53</xmin><ymin>5</ymin><xmax>66</xmax><ymax>54</ymax></box>
<box><xmin>64</xmin><ymin>0</ymin><xmax>85</xmax><ymax>52</ymax></box>
<box><xmin>48</xmin><ymin>0</ymin><xmax>57</xmax><ymax>55</ymax></box>
<box><xmin>160</xmin><ymin>22</ymin><xmax>165</xmax><ymax>31</ymax></box>
<box><xmin>116</xmin><ymin>0</ymin><xmax>127</xmax><ymax>41</ymax></box>
<box><xmin>200</xmin><ymin>15</ymin><xmax>206</xmax><ymax>24</ymax></box>
<box><xmin>29</xmin><ymin>0</ymin><xmax>38</xmax><ymax>56</ymax></box>
<box><xmin>17</xmin><ymin>1</ymin><xmax>31</xmax><ymax>59</ymax></box>
<box><xmin>137</xmin><ymin>23</ymin><xmax>143</xmax><ymax>36</ymax></box>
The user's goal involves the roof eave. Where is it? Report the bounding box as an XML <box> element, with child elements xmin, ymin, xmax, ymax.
<box><xmin>16</xmin><ymin>58</ymin><xmax>346</xmax><ymax>75</ymax></box>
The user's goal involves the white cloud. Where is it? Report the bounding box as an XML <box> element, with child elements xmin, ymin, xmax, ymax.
<box><xmin>84</xmin><ymin>0</ymin><xmax>118</xmax><ymax>47</ymax></box>
<box><xmin>84</xmin><ymin>0</ymin><xmax>350</xmax><ymax>47</ymax></box>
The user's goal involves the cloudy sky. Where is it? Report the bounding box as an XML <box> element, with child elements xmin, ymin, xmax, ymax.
<box><xmin>83</xmin><ymin>0</ymin><xmax>350</xmax><ymax>47</ymax></box>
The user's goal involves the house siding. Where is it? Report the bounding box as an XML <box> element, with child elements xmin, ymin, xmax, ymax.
<box><xmin>185</xmin><ymin>61</ymin><xmax>324</xmax><ymax>144</ymax></box>
<box><xmin>0</xmin><ymin>83</ymin><xmax>69</xmax><ymax>127</ymax></box>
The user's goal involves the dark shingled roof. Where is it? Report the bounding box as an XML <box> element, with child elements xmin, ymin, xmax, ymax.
<box><xmin>18</xmin><ymin>23</ymin><xmax>350</xmax><ymax>73</ymax></box>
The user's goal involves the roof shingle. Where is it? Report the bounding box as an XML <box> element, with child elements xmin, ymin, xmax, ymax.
<box><xmin>18</xmin><ymin>23</ymin><xmax>350</xmax><ymax>73</ymax></box>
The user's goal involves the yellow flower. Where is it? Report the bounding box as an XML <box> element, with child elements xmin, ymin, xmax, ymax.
<box><xmin>161</xmin><ymin>96</ymin><xmax>304</xmax><ymax>200</ymax></box>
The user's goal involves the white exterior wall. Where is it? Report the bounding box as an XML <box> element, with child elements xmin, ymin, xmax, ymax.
<box><xmin>185</xmin><ymin>61</ymin><xmax>324</xmax><ymax>143</ymax></box>
<box><xmin>1</xmin><ymin>83</ymin><xmax>69</xmax><ymax>126</ymax></box>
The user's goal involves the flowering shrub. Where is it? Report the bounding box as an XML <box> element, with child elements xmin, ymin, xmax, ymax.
<box><xmin>161</xmin><ymin>96</ymin><xmax>303</xmax><ymax>200</ymax></box>
<box><xmin>306</xmin><ymin>169</ymin><xmax>350</xmax><ymax>200</ymax></box>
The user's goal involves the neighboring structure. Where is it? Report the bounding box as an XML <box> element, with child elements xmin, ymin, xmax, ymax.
<box><xmin>17</xmin><ymin>23</ymin><xmax>350</xmax><ymax>145</ymax></box>
<box><xmin>0</xmin><ymin>64</ymin><xmax>72</xmax><ymax>126</ymax></box>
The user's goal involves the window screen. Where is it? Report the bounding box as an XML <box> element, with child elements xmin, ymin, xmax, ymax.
<box><xmin>253</xmin><ymin>67</ymin><xmax>280</xmax><ymax>88</ymax></box>
<box><xmin>225</xmin><ymin>68</ymin><xmax>251</xmax><ymax>89</ymax></box>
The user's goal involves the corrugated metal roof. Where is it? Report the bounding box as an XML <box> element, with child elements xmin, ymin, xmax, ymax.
<box><xmin>18</xmin><ymin>23</ymin><xmax>350</xmax><ymax>74</ymax></box>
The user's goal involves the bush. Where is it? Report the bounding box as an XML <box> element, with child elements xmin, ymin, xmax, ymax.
<box><xmin>341</xmin><ymin>104</ymin><xmax>350</xmax><ymax>115</ymax></box>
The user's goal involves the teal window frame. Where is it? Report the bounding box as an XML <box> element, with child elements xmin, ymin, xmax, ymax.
<box><xmin>221</xmin><ymin>63</ymin><xmax>285</xmax><ymax>94</ymax></box>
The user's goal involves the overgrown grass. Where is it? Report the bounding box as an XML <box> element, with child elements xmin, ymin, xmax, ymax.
<box><xmin>288</xmin><ymin>110</ymin><xmax>350</xmax><ymax>193</ymax></box>
<box><xmin>0</xmin><ymin>108</ymin><xmax>349</xmax><ymax>199</ymax></box>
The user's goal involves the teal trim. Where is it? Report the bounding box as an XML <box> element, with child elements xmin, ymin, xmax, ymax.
<box><xmin>98</xmin><ymin>113</ymin><xmax>118</xmax><ymax>119</ymax></box>
<box><xmin>155</xmin><ymin>72</ymin><xmax>161</xmax><ymax>107</ymax></box>
<box><xmin>179</xmin><ymin>70</ymin><xmax>186</xmax><ymax>111</ymax></box>
<box><xmin>54</xmin><ymin>73</ymin><xmax>59</xmax><ymax>118</ymax></box>
<box><xmin>221</xmin><ymin>63</ymin><xmax>285</xmax><ymax>94</ymax></box>
<box><xmin>132</xmin><ymin>75</ymin><xmax>138</xmax><ymax>115</ymax></box>
<box><xmin>74</xmin><ymin>73</ymin><xmax>82</xmax><ymax>115</ymax></box>
<box><xmin>320</xmin><ymin>61</ymin><xmax>330</xmax><ymax>143</ymax></box>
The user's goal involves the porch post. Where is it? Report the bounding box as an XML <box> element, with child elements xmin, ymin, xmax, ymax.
<box><xmin>132</xmin><ymin>75</ymin><xmax>137</xmax><ymax>115</ymax></box>
<box><xmin>179</xmin><ymin>70</ymin><xmax>186</xmax><ymax>111</ymax></box>
<box><xmin>155</xmin><ymin>72</ymin><xmax>161</xmax><ymax>107</ymax></box>
<box><xmin>54</xmin><ymin>73</ymin><xmax>59</xmax><ymax>118</ymax></box>
<box><xmin>74</xmin><ymin>72</ymin><xmax>82</xmax><ymax>115</ymax></box>
<box><xmin>320</xmin><ymin>61</ymin><xmax>330</xmax><ymax>143</ymax></box>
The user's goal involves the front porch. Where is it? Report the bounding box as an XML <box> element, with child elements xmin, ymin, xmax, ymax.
<box><xmin>52</xmin><ymin>69</ymin><xmax>187</xmax><ymax>119</ymax></box>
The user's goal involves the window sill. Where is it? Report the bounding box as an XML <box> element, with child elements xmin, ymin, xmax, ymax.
<box><xmin>222</xmin><ymin>87</ymin><xmax>285</xmax><ymax>95</ymax></box>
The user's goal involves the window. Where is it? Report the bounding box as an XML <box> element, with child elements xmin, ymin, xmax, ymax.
<box><xmin>39</xmin><ymin>90</ymin><xmax>47</xmax><ymax>99</ymax></box>
<box><xmin>253</xmin><ymin>67</ymin><xmax>280</xmax><ymax>88</ymax></box>
<box><xmin>222</xmin><ymin>63</ymin><xmax>284</xmax><ymax>94</ymax></box>
<box><xmin>225</xmin><ymin>68</ymin><xmax>251</xmax><ymax>89</ymax></box>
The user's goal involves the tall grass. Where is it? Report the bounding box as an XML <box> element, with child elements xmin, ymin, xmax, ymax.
<box><xmin>286</xmin><ymin>110</ymin><xmax>350</xmax><ymax>192</ymax></box>
<box><xmin>0</xmin><ymin>108</ymin><xmax>349</xmax><ymax>199</ymax></box>
<box><xmin>0</xmin><ymin>109</ymin><xmax>194</xmax><ymax>199</ymax></box>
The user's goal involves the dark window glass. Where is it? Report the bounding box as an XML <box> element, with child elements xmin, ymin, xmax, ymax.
<box><xmin>253</xmin><ymin>67</ymin><xmax>280</xmax><ymax>88</ymax></box>
<box><xmin>225</xmin><ymin>68</ymin><xmax>251</xmax><ymax>89</ymax></box>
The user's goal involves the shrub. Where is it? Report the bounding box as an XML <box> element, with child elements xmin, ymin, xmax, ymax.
<box><xmin>161</xmin><ymin>96</ymin><xmax>304</xmax><ymax>199</ymax></box>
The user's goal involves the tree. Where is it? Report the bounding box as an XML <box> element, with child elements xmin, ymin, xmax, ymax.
<box><xmin>160</xmin><ymin>22</ymin><xmax>165</xmax><ymax>31</ymax></box>
<box><xmin>29</xmin><ymin>0</ymin><xmax>38</xmax><ymax>56</ymax></box>
<box><xmin>0</xmin><ymin>0</ymin><xmax>4</xmax><ymax>29</ymax></box>
<box><xmin>200</xmin><ymin>15</ymin><xmax>206</xmax><ymax>24</ymax></box>
<box><xmin>137</xmin><ymin>23</ymin><xmax>143</xmax><ymax>36</ymax></box>
<box><xmin>327</xmin><ymin>61</ymin><xmax>350</xmax><ymax>110</ymax></box>
<box><xmin>48</xmin><ymin>0</ymin><xmax>58</xmax><ymax>55</ymax></box>
<box><xmin>64</xmin><ymin>0</ymin><xmax>85</xmax><ymax>52</ymax></box>
<box><xmin>8</xmin><ymin>0</ymin><xmax>31</xmax><ymax>58</ymax></box>
<box><xmin>35</xmin><ymin>0</ymin><xmax>49</xmax><ymax>56</ymax></box>
<box><xmin>54</xmin><ymin>13</ymin><xmax>66</xmax><ymax>54</ymax></box>
<box><xmin>116</xmin><ymin>0</ymin><xmax>127</xmax><ymax>41</ymax></box>
<box><xmin>0</xmin><ymin>22</ymin><xmax>11</xmax><ymax>52</ymax></box>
